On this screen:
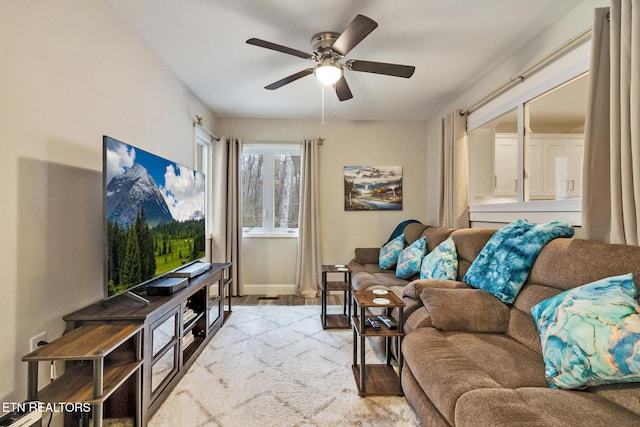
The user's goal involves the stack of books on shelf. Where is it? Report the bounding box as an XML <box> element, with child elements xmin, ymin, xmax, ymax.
<box><xmin>183</xmin><ymin>330</ymin><xmax>195</xmax><ymax>348</ymax></box>
<box><xmin>183</xmin><ymin>307</ymin><xmax>197</xmax><ymax>326</ymax></box>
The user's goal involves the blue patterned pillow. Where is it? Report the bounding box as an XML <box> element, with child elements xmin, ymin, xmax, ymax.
<box><xmin>396</xmin><ymin>237</ymin><xmax>427</xmax><ymax>279</ymax></box>
<box><xmin>531</xmin><ymin>273</ymin><xmax>640</xmax><ymax>389</ymax></box>
<box><xmin>420</xmin><ymin>237</ymin><xmax>458</xmax><ymax>280</ymax></box>
<box><xmin>379</xmin><ymin>234</ymin><xmax>405</xmax><ymax>270</ymax></box>
<box><xmin>464</xmin><ymin>219</ymin><xmax>574</xmax><ymax>304</ymax></box>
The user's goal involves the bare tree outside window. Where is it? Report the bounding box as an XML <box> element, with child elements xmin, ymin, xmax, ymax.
<box><xmin>274</xmin><ymin>154</ymin><xmax>300</xmax><ymax>229</ymax></box>
<box><xmin>241</xmin><ymin>154</ymin><xmax>264</xmax><ymax>228</ymax></box>
<box><xmin>242</xmin><ymin>146</ymin><xmax>300</xmax><ymax>233</ymax></box>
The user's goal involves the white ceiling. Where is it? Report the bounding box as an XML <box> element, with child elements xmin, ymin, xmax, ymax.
<box><xmin>105</xmin><ymin>0</ymin><xmax>584</xmax><ymax>122</ymax></box>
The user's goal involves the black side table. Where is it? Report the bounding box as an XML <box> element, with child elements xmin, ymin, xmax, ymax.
<box><xmin>321</xmin><ymin>264</ymin><xmax>352</xmax><ymax>329</ymax></box>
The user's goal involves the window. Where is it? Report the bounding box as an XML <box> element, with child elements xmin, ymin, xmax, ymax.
<box><xmin>468</xmin><ymin>74</ymin><xmax>587</xmax><ymax>205</ymax></box>
<box><xmin>242</xmin><ymin>144</ymin><xmax>301</xmax><ymax>235</ymax></box>
<box><xmin>468</xmin><ymin>108</ymin><xmax>518</xmax><ymax>203</ymax></box>
<box><xmin>524</xmin><ymin>74</ymin><xmax>587</xmax><ymax>201</ymax></box>
<box><xmin>466</xmin><ymin>41</ymin><xmax>590</xmax><ymax>225</ymax></box>
<box><xmin>194</xmin><ymin>127</ymin><xmax>213</xmax><ymax>233</ymax></box>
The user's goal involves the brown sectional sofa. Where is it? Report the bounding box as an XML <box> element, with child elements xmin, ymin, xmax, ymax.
<box><xmin>347</xmin><ymin>223</ymin><xmax>640</xmax><ymax>426</ymax></box>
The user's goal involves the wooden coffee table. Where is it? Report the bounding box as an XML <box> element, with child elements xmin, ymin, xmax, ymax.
<box><xmin>351</xmin><ymin>289</ymin><xmax>405</xmax><ymax>396</ymax></box>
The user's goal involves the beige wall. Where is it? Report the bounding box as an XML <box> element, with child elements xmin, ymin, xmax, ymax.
<box><xmin>0</xmin><ymin>0</ymin><xmax>216</xmax><ymax>410</ymax></box>
<box><xmin>218</xmin><ymin>118</ymin><xmax>428</xmax><ymax>292</ymax></box>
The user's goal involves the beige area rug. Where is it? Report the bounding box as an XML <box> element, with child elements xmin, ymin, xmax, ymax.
<box><xmin>149</xmin><ymin>305</ymin><xmax>419</xmax><ymax>427</ymax></box>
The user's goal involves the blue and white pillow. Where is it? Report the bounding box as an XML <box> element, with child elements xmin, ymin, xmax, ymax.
<box><xmin>420</xmin><ymin>237</ymin><xmax>458</xmax><ymax>280</ymax></box>
<box><xmin>396</xmin><ymin>237</ymin><xmax>427</xmax><ymax>279</ymax></box>
<box><xmin>379</xmin><ymin>234</ymin><xmax>405</xmax><ymax>270</ymax></box>
<box><xmin>464</xmin><ymin>219</ymin><xmax>574</xmax><ymax>304</ymax></box>
<box><xmin>531</xmin><ymin>273</ymin><xmax>640</xmax><ymax>389</ymax></box>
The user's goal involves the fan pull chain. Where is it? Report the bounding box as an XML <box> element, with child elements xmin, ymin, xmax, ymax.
<box><xmin>332</xmin><ymin>84</ymin><xmax>337</xmax><ymax>119</ymax></box>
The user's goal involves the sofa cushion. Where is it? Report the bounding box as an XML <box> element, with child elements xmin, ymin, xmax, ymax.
<box><xmin>351</xmin><ymin>271</ymin><xmax>409</xmax><ymax>291</ymax></box>
<box><xmin>403</xmin><ymin>306</ymin><xmax>433</xmax><ymax>333</ymax></box>
<box><xmin>528</xmin><ymin>237</ymin><xmax>640</xmax><ymax>292</ymax></box>
<box><xmin>353</xmin><ymin>247</ymin><xmax>380</xmax><ymax>265</ymax></box>
<box><xmin>347</xmin><ymin>260</ymin><xmax>387</xmax><ymax>275</ymax></box>
<box><xmin>396</xmin><ymin>237</ymin><xmax>427</xmax><ymax>279</ymax></box>
<box><xmin>402</xmin><ymin>328</ymin><xmax>547</xmax><ymax>424</ymax></box>
<box><xmin>423</xmin><ymin>226</ymin><xmax>456</xmax><ymax>252</ymax></box>
<box><xmin>420</xmin><ymin>288</ymin><xmax>510</xmax><ymax>333</ymax></box>
<box><xmin>590</xmin><ymin>382</ymin><xmax>640</xmax><ymax>418</ymax></box>
<box><xmin>506</xmin><ymin>283</ymin><xmax>561</xmax><ymax>354</ymax></box>
<box><xmin>531</xmin><ymin>273</ymin><xmax>640</xmax><ymax>389</ymax></box>
<box><xmin>403</xmin><ymin>223</ymin><xmax>429</xmax><ymax>245</ymax></box>
<box><xmin>403</xmin><ymin>278</ymin><xmax>471</xmax><ymax>300</ymax></box>
<box><xmin>420</xmin><ymin>237</ymin><xmax>458</xmax><ymax>280</ymax></box>
<box><xmin>379</xmin><ymin>233</ymin><xmax>405</xmax><ymax>269</ymax></box>
<box><xmin>385</xmin><ymin>219</ymin><xmax>422</xmax><ymax>243</ymax></box>
<box><xmin>454</xmin><ymin>387</ymin><xmax>640</xmax><ymax>427</ymax></box>
<box><xmin>449</xmin><ymin>228</ymin><xmax>495</xmax><ymax>280</ymax></box>
<box><xmin>464</xmin><ymin>219</ymin><xmax>575</xmax><ymax>304</ymax></box>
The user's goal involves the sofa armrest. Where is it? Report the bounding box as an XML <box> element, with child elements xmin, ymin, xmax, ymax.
<box><xmin>420</xmin><ymin>288</ymin><xmax>510</xmax><ymax>333</ymax></box>
<box><xmin>354</xmin><ymin>247</ymin><xmax>380</xmax><ymax>265</ymax></box>
<box><xmin>403</xmin><ymin>306</ymin><xmax>433</xmax><ymax>333</ymax></box>
<box><xmin>402</xmin><ymin>278</ymin><xmax>471</xmax><ymax>300</ymax></box>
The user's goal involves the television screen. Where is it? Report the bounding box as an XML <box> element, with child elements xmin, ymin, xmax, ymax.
<box><xmin>103</xmin><ymin>136</ymin><xmax>206</xmax><ymax>299</ymax></box>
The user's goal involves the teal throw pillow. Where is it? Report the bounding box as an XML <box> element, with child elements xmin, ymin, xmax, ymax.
<box><xmin>396</xmin><ymin>237</ymin><xmax>427</xmax><ymax>279</ymax></box>
<box><xmin>379</xmin><ymin>234</ymin><xmax>405</xmax><ymax>270</ymax></box>
<box><xmin>464</xmin><ymin>219</ymin><xmax>574</xmax><ymax>304</ymax></box>
<box><xmin>531</xmin><ymin>273</ymin><xmax>640</xmax><ymax>389</ymax></box>
<box><xmin>420</xmin><ymin>237</ymin><xmax>458</xmax><ymax>280</ymax></box>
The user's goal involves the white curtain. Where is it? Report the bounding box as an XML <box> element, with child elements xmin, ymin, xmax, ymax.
<box><xmin>295</xmin><ymin>138</ymin><xmax>322</xmax><ymax>298</ymax></box>
<box><xmin>211</xmin><ymin>137</ymin><xmax>243</xmax><ymax>295</ymax></box>
<box><xmin>438</xmin><ymin>110</ymin><xmax>470</xmax><ymax>229</ymax></box>
<box><xmin>583</xmin><ymin>0</ymin><xmax>640</xmax><ymax>245</ymax></box>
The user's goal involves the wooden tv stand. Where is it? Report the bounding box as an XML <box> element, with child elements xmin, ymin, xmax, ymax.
<box><xmin>60</xmin><ymin>262</ymin><xmax>232</xmax><ymax>426</ymax></box>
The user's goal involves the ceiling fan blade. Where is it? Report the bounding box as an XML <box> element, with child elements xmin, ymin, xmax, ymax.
<box><xmin>265</xmin><ymin>68</ymin><xmax>314</xmax><ymax>90</ymax></box>
<box><xmin>331</xmin><ymin>15</ymin><xmax>378</xmax><ymax>56</ymax></box>
<box><xmin>347</xmin><ymin>60</ymin><xmax>415</xmax><ymax>78</ymax></box>
<box><xmin>246</xmin><ymin>38</ymin><xmax>314</xmax><ymax>60</ymax></box>
<box><xmin>334</xmin><ymin>76</ymin><xmax>353</xmax><ymax>101</ymax></box>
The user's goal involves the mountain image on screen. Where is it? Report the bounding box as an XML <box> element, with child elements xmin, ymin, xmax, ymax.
<box><xmin>107</xmin><ymin>164</ymin><xmax>173</xmax><ymax>228</ymax></box>
<box><xmin>104</xmin><ymin>136</ymin><xmax>205</xmax><ymax>298</ymax></box>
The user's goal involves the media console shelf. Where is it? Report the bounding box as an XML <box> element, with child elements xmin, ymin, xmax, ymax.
<box><xmin>22</xmin><ymin>323</ymin><xmax>143</xmax><ymax>427</ymax></box>
<box><xmin>60</xmin><ymin>262</ymin><xmax>232</xmax><ymax>427</ymax></box>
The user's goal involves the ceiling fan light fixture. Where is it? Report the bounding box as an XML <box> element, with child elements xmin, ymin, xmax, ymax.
<box><xmin>315</xmin><ymin>61</ymin><xmax>342</xmax><ymax>85</ymax></box>
<box><xmin>248</xmin><ymin>14</ymin><xmax>415</xmax><ymax>101</ymax></box>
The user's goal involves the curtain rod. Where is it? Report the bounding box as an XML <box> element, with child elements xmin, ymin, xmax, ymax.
<box><xmin>193</xmin><ymin>115</ymin><xmax>221</xmax><ymax>141</ymax></box>
<box><xmin>460</xmin><ymin>26</ymin><xmax>592</xmax><ymax>116</ymax></box>
<box><xmin>244</xmin><ymin>138</ymin><xmax>324</xmax><ymax>145</ymax></box>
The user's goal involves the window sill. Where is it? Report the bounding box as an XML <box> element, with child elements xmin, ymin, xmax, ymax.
<box><xmin>242</xmin><ymin>230</ymin><xmax>299</xmax><ymax>239</ymax></box>
<box><xmin>469</xmin><ymin>199</ymin><xmax>581</xmax><ymax>226</ymax></box>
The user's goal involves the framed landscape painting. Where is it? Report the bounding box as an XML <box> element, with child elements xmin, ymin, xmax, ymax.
<box><xmin>344</xmin><ymin>166</ymin><xmax>403</xmax><ymax>211</ymax></box>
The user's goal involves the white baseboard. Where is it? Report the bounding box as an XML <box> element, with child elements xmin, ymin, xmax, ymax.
<box><xmin>242</xmin><ymin>284</ymin><xmax>296</xmax><ymax>295</ymax></box>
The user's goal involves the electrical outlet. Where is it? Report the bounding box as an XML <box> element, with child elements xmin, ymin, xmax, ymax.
<box><xmin>30</xmin><ymin>331</ymin><xmax>47</xmax><ymax>352</ymax></box>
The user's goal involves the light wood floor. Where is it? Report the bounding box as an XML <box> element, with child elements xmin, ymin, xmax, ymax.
<box><xmin>231</xmin><ymin>294</ymin><xmax>345</xmax><ymax>306</ymax></box>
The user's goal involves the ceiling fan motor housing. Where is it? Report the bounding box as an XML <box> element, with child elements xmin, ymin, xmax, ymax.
<box><xmin>311</xmin><ymin>32</ymin><xmax>342</xmax><ymax>60</ymax></box>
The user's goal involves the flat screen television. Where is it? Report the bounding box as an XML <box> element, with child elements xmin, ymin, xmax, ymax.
<box><xmin>103</xmin><ymin>135</ymin><xmax>206</xmax><ymax>300</ymax></box>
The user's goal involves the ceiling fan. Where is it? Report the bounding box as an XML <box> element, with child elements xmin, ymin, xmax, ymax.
<box><xmin>246</xmin><ymin>14</ymin><xmax>416</xmax><ymax>101</ymax></box>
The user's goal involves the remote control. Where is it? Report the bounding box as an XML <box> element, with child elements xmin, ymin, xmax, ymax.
<box><xmin>367</xmin><ymin>318</ymin><xmax>381</xmax><ymax>330</ymax></box>
<box><xmin>378</xmin><ymin>315</ymin><xmax>397</xmax><ymax>329</ymax></box>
